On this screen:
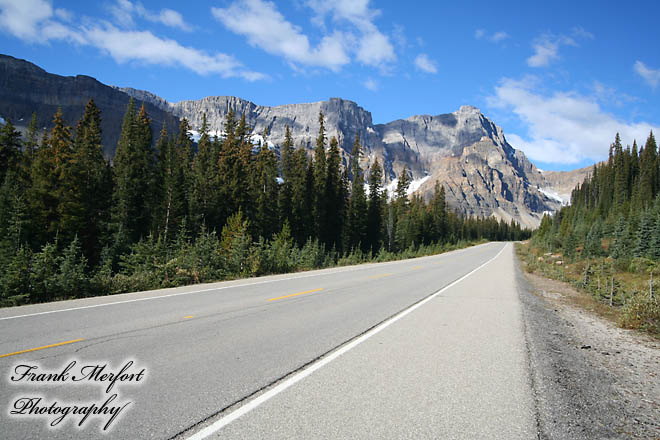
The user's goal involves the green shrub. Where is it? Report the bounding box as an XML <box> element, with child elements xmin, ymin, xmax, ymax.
<box><xmin>621</xmin><ymin>294</ymin><xmax>660</xmax><ymax>335</ymax></box>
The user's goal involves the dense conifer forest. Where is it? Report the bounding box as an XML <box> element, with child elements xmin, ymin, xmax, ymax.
<box><xmin>0</xmin><ymin>98</ymin><xmax>528</xmax><ymax>306</ymax></box>
<box><xmin>526</xmin><ymin>132</ymin><xmax>660</xmax><ymax>334</ymax></box>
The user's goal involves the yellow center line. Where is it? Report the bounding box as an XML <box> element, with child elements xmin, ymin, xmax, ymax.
<box><xmin>268</xmin><ymin>288</ymin><xmax>324</xmax><ymax>302</ymax></box>
<box><xmin>0</xmin><ymin>338</ymin><xmax>84</xmax><ymax>359</ymax></box>
<box><xmin>184</xmin><ymin>315</ymin><xmax>194</xmax><ymax>319</ymax></box>
<box><xmin>369</xmin><ymin>273</ymin><xmax>393</xmax><ymax>279</ymax></box>
<box><xmin>411</xmin><ymin>266</ymin><xmax>424</xmax><ymax>270</ymax></box>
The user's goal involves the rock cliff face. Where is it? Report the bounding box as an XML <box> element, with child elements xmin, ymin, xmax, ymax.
<box><xmin>0</xmin><ymin>55</ymin><xmax>179</xmax><ymax>158</ymax></box>
<box><xmin>144</xmin><ymin>96</ymin><xmax>561</xmax><ymax>228</ymax></box>
<box><xmin>1</xmin><ymin>54</ymin><xmax>583</xmax><ymax>228</ymax></box>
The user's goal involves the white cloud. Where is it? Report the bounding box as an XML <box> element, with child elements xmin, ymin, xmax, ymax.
<box><xmin>527</xmin><ymin>32</ymin><xmax>587</xmax><ymax>68</ymax></box>
<box><xmin>363</xmin><ymin>77</ymin><xmax>378</xmax><ymax>91</ymax></box>
<box><xmin>109</xmin><ymin>0</ymin><xmax>192</xmax><ymax>31</ymax></box>
<box><xmin>391</xmin><ymin>23</ymin><xmax>406</xmax><ymax>49</ymax></box>
<box><xmin>356</xmin><ymin>30</ymin><xmax>394</xmax><ymax>66</ymax></box>
<box><xmin>154</xmin><ymin>9</ymin><xmax>190</xmax><ymax>31</ymax></box>
<box><xmin>634</xmin><ymin>60</ymin><xmax>660</xmax><ymax>89</ymax></box>
<box><xmin>490</xmin><ymin>31</ymin><xmax>509</xmax><ymax>42</ymax></box>
<box><xmin>54</xmin><ymin>7</ymin><xmax>72</xmax><ymax>22</ymax></box>
<box><xmin>212</xmin><ymin>0</ymin><xmax>350</xmax><ymax>71</ymax></box>
<box><xmin>0</xmin><ymin>0</ymin><xmax>83</xmax><ymax>43</ymax></box>
<box><xmin>213</xmin><ymin>0</ymin><xmax>394</xmax><ymax>71</ymax></box>
<box><xmin>487</xmin><ymin>76</ymin><xmax>659</xmax><ymax>164</ymax></box>
<box><xmin>307</xmin><ymin>0</ymin><xmax>396</xmax><ymax>67</ymax></box>
<box><xmin>0</xmin><ymin>0</ymin><xmax>53</xmax><ymax>41</ymax></box>
<box><xmin>527</xmin><ymin>36</ymin><xmax>560</xmax><ymax>67</ymax></box>
<box><xmin>475</xmin><ymin>28</ymin><xmax>509</xmax><ymax>43</ymax></box>
<box><xmin>414</xmin><ymin>53</ymin><xmax>437</xmax><ymax>74</ymax></box>
<box><xmin>0</xmin><ymin>0</ymin><xmax>263</xmax><ymax>80</ymax></box>
<box><xmin>572</xmin><ymin>26</ymin><xmax>594</xmax><ymax>40</ymax></box>
<box><xmin>84</xmin><ymin>24</ymin><xmax>265</xmax><ymax>80</ymax></box>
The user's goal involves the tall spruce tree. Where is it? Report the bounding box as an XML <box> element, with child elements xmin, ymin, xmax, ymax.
<box><xmin>253</xmin><ymin>140</ymin><xmax>280</xmax><ymax>239</ymax></box>
<box><xmin>113</xmin><ymin>99</ymin><xmax>155</xmax><ymax>243</ymax></box>
<box><xmin>313</xmin><ymin>112</ymin><xmax>327</xmax><ymax>237</ymax></box>
<box><xmin>346</xmin><ymin>134</ymin><xmax>368</xmax><ymax>252</ymax></box>
<box><xmin>68</xmin><ymin>99</ymin><xmax>112</xmax><ymax>263</ymax></box>
<box><xmin>639</xmin><ymin>131</ymin><xmax>657</xmax><ymax>206</ymax></box>
<box><xmin>30</xmin><ymin>109</ymin><xmax>73</xmax><ymax>242</ymax></box>
<box><xmin>0</xmin><ymin>118</ymin><xmax>22</xmax><ymax>182</ymax></box>
<box><xmin>158</xmin><ymin>135</ymin><xmax>186</xmax><ymax>240</ymax></box>
<box><xmin>278</xmin><ymin>125</ymin><xmax>294</xmax><ymax>227</ymax></box>
<box><xmin>367</xmin><ymin>159</ymin><xmax>384</xmax><ymax>254</ymax></box>
<box><xmin>324</xmin><ymin>136</ymin><xmax>344</xmax><ymax>252</ymax></box>
<box><xmin>190</xmin><ymin>114</ymin><xmax>219</xmax><ymax>233</ymax></box>
<box><xmin>289</xmin><ymin>146</ymin><xmax>312</xmax><ymax>245</ymax></box>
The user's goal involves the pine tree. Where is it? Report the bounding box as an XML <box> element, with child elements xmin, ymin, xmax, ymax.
<box><xmin>218</xmin><ymin>112</ymin><xmax>252</xmax><ymax>227</ymax></box>
<box><xmin>313</xmin><ymin>112</ymin><xmax>327</xmax><ymax>237</ymax></box>
<box><xmin>158</xmin><ymin>136</ymin><xmax>186</xmax><ymax>240</ymax></box>
<box><xmin>190</xmin><ymin>114</ymin><xmax>219</xmax><ymax>233</ymax></box>
<box><xmin>367</xmin><ymin>159</ymin><xmax>384</xmax><ymax>254</ymax></box>
<box><xmin>584</xmin><ymin>219</ymin><xmax>603</xmax><ymax>257</ymax></box>
<box><xmin>612</xmin><ymin>134</ymin><xmax>627</xmax><ymax>209</ymax></box>
<box><xmin>253</xmin><ymin>137</ymin><xmax>280</xmax><ymax>239</ymax></box>
<box><xmin>289</xmin><ymin>146</ymin><xmax>313</xmax><ymax>245</ymax></box>
<box><xmin>17</xmin><ymin>113</ymin><xmax>39</xmax><ymax>194</ymax></box>
<box><xmin>67</xmin><ymin>99</ymin><xmax>112</xmax><ymax>264</ymax></box>
<box><xmin>639</xmin><ymin>131</ymin><xmax>657</xmax><ymax>206</ymax></box>
<box><xmin>113</xmin><ymin>99</ymin><xmax>156</xmax><ymax>243</ymax></box>
<box><xmin>651</xmin><ymin>210</ymin><xmax>660</xmax><ymax>259</ymax></box>
<box><xmin>30</xmin><ymin>109</ymin><xmax>73</xmax><ymax>242</ymax></box>
<box><xmin>346</xmin><ymin>133</ymin><xmax>368</xmax><ymax>252</ymax></box>
<box><xmin>278</xmin><ymin>125</ymin><xmax>294</xmax><ymax>227</ymax></box>
<box><xmin>324</xmin><ymin>136</ymin><xmax>344</xmax><ymax>252</ymax></box>
<box><xmin>395</xmin><ymin>166</ymin><xmax>411</xmax><ymax>207</ymax></box>
<box><xmin>634</xmin><ymin>209</ymin><xmax>654</xmax><ymax>258</ymax></box>
<box><xmin>0</xmin><ymin>118</ymin><xmax>22</xmax><ymax>182</ymax></box>
<box><xmin>430</xmin><ymin>181</ymin><xmax>447</xmax><ymax>242</ymax></box>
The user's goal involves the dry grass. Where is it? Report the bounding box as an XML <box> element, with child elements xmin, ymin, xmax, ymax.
<box><xmin>516</xmin><ymin>242</ymin><xmax>660</xmax><ymax>338</ymax></box>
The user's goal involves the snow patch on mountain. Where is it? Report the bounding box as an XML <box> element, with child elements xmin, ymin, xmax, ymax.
<box><xmin>384</xmin><ymin>176</ymin><xmax>431</xmax><ymax>199</ymax></box>
<box><xmin>539</xmin><ymin>187</ymin><xmax>569</xmax><ymax>205</ymax></box>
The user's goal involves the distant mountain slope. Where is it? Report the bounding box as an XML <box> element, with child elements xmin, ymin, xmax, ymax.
<box><xmin>1</xmin><ymin>54</ymin><xmax>589</xmax><ymax>228</ymax></box>
<box><xmin>0</xmin><ymin>54</ymin><xmax>179</xmax><ymax>158</ymax></box>
<box><xmin>541</xmin><ymin>166</ymin><xmax>594</xmax><ymax>204</ymax></box>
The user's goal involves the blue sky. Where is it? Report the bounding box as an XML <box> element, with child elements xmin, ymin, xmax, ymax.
<box><xmin>1</xmin><ymin>0</ymin><xmax>659</xmax><ymax>171</ymax></box>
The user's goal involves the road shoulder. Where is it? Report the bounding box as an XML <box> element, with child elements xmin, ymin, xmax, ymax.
<box><xmin>514</xmin><ymin>254</ymin><xmax>660</xmax><ymax>439</ymax></box>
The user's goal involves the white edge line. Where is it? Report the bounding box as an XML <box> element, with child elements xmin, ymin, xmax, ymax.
<box><xmin>0</xmin><ymin>243</ymin><xmax>493</xmax><ymax>322</ymax></box>
<box><xmin>185</xmin><ymin>243</ymin><xmax>508</xmax><ymax>440</ymax></box>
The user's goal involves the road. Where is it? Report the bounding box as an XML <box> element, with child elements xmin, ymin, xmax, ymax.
<box><xmin>1</xmin><ymin>242</ymin><xmax>537</xmax><ymax>439</ymax></box>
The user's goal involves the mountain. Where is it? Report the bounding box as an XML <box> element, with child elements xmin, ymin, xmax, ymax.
<box><xmin>121</xmin><ymin>91</ymin><xmax>564</xmax><ymax>228</ymax></box>
<box><xmin>540</xmin><ymin>165</ymin><xmax>593</xmax><ymax>204</ymax></box>
<box><xmin>0</xmin><ymin>54</ymin><xmax>179</xmax><ymax>158</ymax></box>
<box><xmin>0</xmin><ymin>54</ymin><xmax>584</xmax><ymax>228</ymax></box>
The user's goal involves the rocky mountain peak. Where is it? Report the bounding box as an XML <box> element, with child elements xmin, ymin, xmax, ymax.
<box><xmin>456</xmin><ymin>105</ymin><xmax>481</xmax><ymax>115</ymax></box>
<box><xmin>0</xmin><ymin>54</ymin><xmax>591</xmax><ymax>228</ymax></box>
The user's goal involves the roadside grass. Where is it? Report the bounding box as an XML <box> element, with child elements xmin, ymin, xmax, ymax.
<box><xmin>515</xmin><ymin>242</ymin><xmax>660</xmax><ymax>338</ymax></box>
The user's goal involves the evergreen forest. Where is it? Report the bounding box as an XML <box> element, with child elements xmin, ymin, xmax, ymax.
<box><xmin>528</xmin><ymin>132</ymin><xmax>660</xmax><ymax>334</ymax></box>
<box><xmin>0</xmin><ymin>98</ymin><xmax>529</xmax><ymax>306</ymax></box>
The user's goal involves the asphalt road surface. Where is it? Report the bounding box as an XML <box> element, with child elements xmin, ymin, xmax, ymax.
<box><xmin>1</xmin><ymin>242</ymin><xmax>539</xmax><ymax>439</ymax></box>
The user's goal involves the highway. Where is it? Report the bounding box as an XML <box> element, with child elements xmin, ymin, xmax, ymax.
<box><xmin>0</xmin><ymin>242</ymin><xmax>536</xmax><ymax>439</ymax></box>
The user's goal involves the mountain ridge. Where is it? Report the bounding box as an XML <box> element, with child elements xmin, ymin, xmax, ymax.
<box><xmin>0</xmin><ymin>54</ymin><xmax>591</xmax><ymax>228</ymax></box>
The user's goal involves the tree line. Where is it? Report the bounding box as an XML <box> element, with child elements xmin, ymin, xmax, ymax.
<box><xmin>0</xmin><ymin>98</ymin><xmax>529</xmax><ymax>306</ymax></box>
<box><xmin>534</xmin><ymin>132</ymin><xmax>660</xmax><ymax>261</ymax></box>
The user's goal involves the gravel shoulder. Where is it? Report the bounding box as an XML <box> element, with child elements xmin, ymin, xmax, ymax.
<box><xmin>515</xmin><ymin>256</ymin><xmax>660</xmax><ymax>439</ymax></box>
